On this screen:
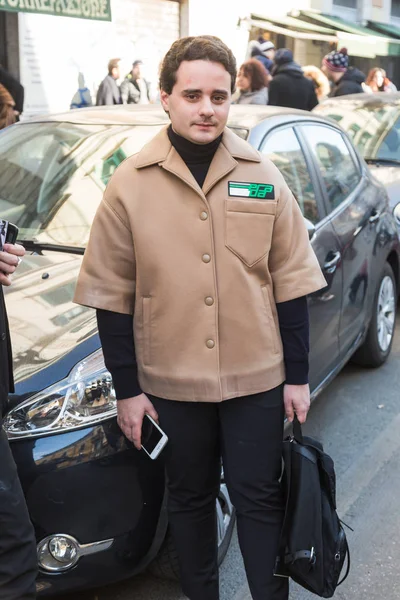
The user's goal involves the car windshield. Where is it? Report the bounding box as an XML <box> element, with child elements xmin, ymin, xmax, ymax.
<box><xmin>0</xmin><ymin>122</ymin><xmax>163</xmax><ymax>248</ymax></box>
<box><xmin>315</xmin><ymin>98</ymin><xmax>400</xmax><ymax>163</ymax></box>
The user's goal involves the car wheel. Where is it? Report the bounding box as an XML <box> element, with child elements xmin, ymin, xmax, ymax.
<box><xmin>352</xmin><ymin>263</ymin><xmax>397</xmax><ymax>367</ymax></box>
<box><xmin>149</xmin><ymin>473</ymin><xmax>236</xmax><ymax>581</ymax></box>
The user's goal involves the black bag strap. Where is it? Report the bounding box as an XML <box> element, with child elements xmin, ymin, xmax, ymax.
<box><xmin>292</xmin><ymin>415</ymin><xmax>304</xmax><ymax>443</ymax></box>
<box><xmin>338</xmin><ymin>538</ymin><xmax>351</xmax><ymax>586</ymax></box>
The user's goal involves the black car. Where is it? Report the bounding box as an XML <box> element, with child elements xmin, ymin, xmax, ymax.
<box><xmin>314</xmin><ymin>92</ymin><xmax>400</xmax><ymax>236</ymax></box>
<box><xmin>0</xmin><ymin>105</ymin><xmax>398</xmax><ymax>596</ymax></box>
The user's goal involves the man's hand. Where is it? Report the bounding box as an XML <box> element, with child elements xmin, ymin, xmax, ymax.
<box><xmin>117</xmin><ymin>393</ymin><xmax>159</xmax><ymax>450</ymax></box>
<box><xmin>0</xmin><ymin>243</ymin><xmax>25</xmax><ymax>286</ymax></box>
<box><xmin>283</xmin><ymin>384</ymin><xmax>310</xmax><ymax>424</ymax></box>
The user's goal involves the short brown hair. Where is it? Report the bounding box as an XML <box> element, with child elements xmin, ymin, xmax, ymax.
<box><xmin>159</xmin><ymin>36</ymin><xmax>237</xmax><ymax>94</ymax></box>
<box><xmin>108</xmin><ymin>58</ymin><xmax>120</xmax><ymax>75</ymax></box>
<box><xmin>239</xmin><ymin>59</ymin><xmax>269</xmax><ymax>92</ymax></box>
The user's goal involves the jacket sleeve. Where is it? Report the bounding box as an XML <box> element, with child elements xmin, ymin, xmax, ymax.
<box><xmin>267</xmin><ymin>79</ymin><xmax>279</xmax><ymax>106</ymax></box>
<box><xmin>95</xmin><ymin>81</ymin><xmax>105</xmax><ymax>106</ymax></box>
<box><xmin>73</xmin><ymin>176</ymin><xmax>136</xmax><ymax>314</ymax></box>
<box><xmin>308</xmin><ymin>84</ymin><xmax>318</xmax><ymax>111</ymax></box>
<box><xmin>269</xmin><ymin>177</ymin><xmax>327</xmax><ymax>303</ymax></box>
<box><xmin>120</xmin><ymin>80</ymin><xmax>129</xmax><ymax>104</ymax></box>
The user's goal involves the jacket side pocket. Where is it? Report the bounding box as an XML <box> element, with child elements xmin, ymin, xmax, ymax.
<box><xmin>261</xmin><ymin>285</ymin><xmax>279</xmax><ymax>355</ymax></box>
<box><xmin>142</xmin><ymin>296</ymin><xmax>151</xmax><ymax>366</ymax></box>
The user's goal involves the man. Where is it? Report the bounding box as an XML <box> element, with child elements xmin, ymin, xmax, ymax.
<box><xmin>74</xmin><ymin>35</ymin><xmax>326</xmax><ymax>600</ymax></box>
<box><xmin>321</xmin><ymin>47</ymin><xmax>365</xmax><ymax>97</ymax></box>
<box><xmin>251</xmin><ymin>39</ymin><xmax>275</xmax><ymax>74</ymax></box>
<box><xmin>268</xmin><ymin>48</ymin><xmax>318</xmax><ymax>110</ymax></box>
<box><xmin>0</xmin><ymin>65</ymin><xmax>24</xmax><ymax>116</ymax></box>
<box><xmin>120</xmin><ymin>60</ymin><xmax>150</xmax><ymax>104</ymax></box>
<box><xmin>0</xmin><ymin>237</ymin><xmax>37</xmax><ymax>599</ymax></box>
<box><xmin>95</xmin><ymin>58</ymin><xmax>121</xmax><ymax>106</ymax></box>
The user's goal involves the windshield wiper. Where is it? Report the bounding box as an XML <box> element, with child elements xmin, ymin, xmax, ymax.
<box><xmin>19</xmin><ymin>239</ymin><xmax>85</xmax><ymax>255</ymax></box>
<box><xmin>365</xmin><ymin>157</ymin><xmax>400</xmax><ymax>166</ymax></box>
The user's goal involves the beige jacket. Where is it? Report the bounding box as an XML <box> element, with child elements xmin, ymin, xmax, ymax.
<box><xmin>74</xmin><ymin>126</ymin><xmax>326</xmax><ymax>402</ymax></box>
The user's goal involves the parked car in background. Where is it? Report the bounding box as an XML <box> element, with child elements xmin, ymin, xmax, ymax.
<box><xmin>0</xmin><ymin>105</ymin><xmax>398</xmax><ymax>596</ymax></box>
<box><xmin>314</xmin><ymin>92</ymin><xmax>400</xmax><ymax>237</ymax></box>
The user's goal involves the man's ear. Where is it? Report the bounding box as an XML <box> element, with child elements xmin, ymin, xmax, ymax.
<box><xmin>160</xmin><ymin>90</ymin><xmax>169</xmax><ymax>112</ymax></box>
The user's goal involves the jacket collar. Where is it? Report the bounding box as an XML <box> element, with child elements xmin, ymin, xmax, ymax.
<box><xmin>134</xmin><ymin>125</ymin><xmax>261</xmax><ymax>196</ymax></box>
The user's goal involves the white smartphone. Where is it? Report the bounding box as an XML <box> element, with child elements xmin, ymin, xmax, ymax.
<box><xmin>141</xmin><ymin>413</ymin><xmax>168</xmax><ymax>459</ymax></box>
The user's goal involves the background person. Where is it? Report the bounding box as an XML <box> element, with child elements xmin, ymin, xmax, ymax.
<box><xmin>120</xmin><ymin>60</ymin><xmax>151</xmax><ymax>104</ymax></box>
<box><xmin>251</xmin><ymin>38</ymin><xmax>275</xmax><ymax>74</ymax></box>
<box><xmin>364</xmin><ymin>67</ymin><xmax>397</xmax><ymax>93</ymax></box>
<box><xmin>0</xmin><ymin>84</ymin><xmax>17</xmax><ymax>129</ymax></box>
<box><xmin>268</xmin><ymin>48</ymin><xmax>318</xmax><ymax>110</ymax></box>
<box><xmin>0</xmin><ymin>239</ymin><xmax>37</xmax><ymax>599</ymax></box>
<box><xmin>321</xmin><ymin>47</ymin><xmax>365</xmax><ymax>97</ymax></box>
<box><xmin>96</xmin><ymin>58</ymin><xmax>121</xmax><ymax>106</ymax></box>
<box><xmin>74</xmin><ymin>34</ymin><xmax>326</xmax><ymax>600</ymax></box>
<box><xmin>234</xmin><ymin>59</ymin><xmax>269</xmax><ymax>105</ymax></box>
<box><xmin>0</xmin><ymin>65</ymin><xmax>24</xmax><ymax>117</ymax></box>
<box><xmin>302</xmin><ymin>65</ymin><xmax>331</xmax><ymax>103</ymax></box>
<box><xmin>70</xmin><ymin>72</ymin><xmax>93</xmax><ymax>109</ymax></box>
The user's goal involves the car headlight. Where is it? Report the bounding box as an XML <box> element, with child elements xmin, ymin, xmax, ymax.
<box><xmin>393</xmin><ymin>202</ymin><xmax>400</xmax><ymax>227</ymax></box>
<box><xmin>4</xmin><ymin>350</ymin><xmax>117</xmax><ymax>439</ymax></box>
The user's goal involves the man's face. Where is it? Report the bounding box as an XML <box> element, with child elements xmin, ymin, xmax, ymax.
<box><xmin>132</xmin><ymin>64</ymin><xmax>141</xmax><ymax>79</ymax></box>
<box><xmin>160</xmin><ymin>60</ymin><xmax>232</xmax><ymax>145</ymax></box>
<box><xmin>112</xmin><ymin>64</ymin><xmax>120</xmax><ymax>80</ymax></box>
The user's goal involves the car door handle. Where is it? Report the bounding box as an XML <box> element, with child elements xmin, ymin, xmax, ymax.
<box><xmin>324</xmin><ymin>251</ymin><xmax>341</xmax><ymax>274</ymax></box>
<box><xmin>369</xmin><ymin>210</ymin><xmax>381</xmax><ymax>224</ymax></box>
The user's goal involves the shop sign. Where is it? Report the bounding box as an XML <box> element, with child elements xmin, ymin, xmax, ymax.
<box><xmin>0</xmin><ymin>0</ymin><xmax>111</xmax><ymax>21</ymax></box>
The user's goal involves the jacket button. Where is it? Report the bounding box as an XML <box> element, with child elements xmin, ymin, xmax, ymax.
<box><xmin>0</xmin><ymin>332</ymin><xmax>5</xmax><ymax>341</ymax></box>
<box><xmin>202</xmin><ymin>254</ymin><xmax>211</xmax><ymax>263</ymax></box>
<box><xmin>200</xmin><ymin>211</ymin><xmax>208</xmax><ymax>220</ymax></box>
<box><xmin>205</xmin><ymin>296</ymin><xmax>214</xmax><ymax>306</ymax></box>
<box><xmin>206</xmin><ymin>339</ymin><xmax>215</xmax><ymax>349</ymax></box>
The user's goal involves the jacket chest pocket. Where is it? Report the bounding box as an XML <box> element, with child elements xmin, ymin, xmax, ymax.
<box><xmin>225</xmin><ymin>198</ymin><xmax>277</xmax><ymax>268</ymax></box>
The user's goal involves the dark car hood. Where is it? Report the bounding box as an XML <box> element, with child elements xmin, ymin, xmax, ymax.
<box><xmin>368</xmin><ymin>163</ymin><xmax>400</xmax><ymax>211</ymax></box>
<box><xmin>4</xmin><ymin>251</ymin><xmax>99</xmax><ymax>400</ymax></box>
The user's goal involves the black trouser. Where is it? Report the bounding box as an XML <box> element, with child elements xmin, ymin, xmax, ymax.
<box><xmin>150</xmin><ymin>386</ymin><xmax>289</xmax><ymax>600</ymax></box>
<box><xmin>0</xmin><ymin>428</ymin><xmax>37</xmax><ymax>599</ymax></box>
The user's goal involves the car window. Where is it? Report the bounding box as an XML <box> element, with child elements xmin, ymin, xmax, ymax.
<box><xmin>260</xmin><ymin>126</ymin><xmax>320</xmax><ymax>224</ymax></box>
<box><xmin>315</xmin><ymin>99</ymin><xmax>400</xmax><ymax>162</ymax></box>
<box><xmin>0</xmin><ymin>123</ymin><xmax>163</xmax><ymax>248</ymax></box>
<box><xmin>300</xmin><ymin>125</ymin><xmax>361</xmax><ymax>213</ymax></box>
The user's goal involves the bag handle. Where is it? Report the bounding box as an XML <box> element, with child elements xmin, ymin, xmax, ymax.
<box><xmin>292</xmin><ymin>416</ymin><xmax>304</xmax><ymax>444</ymax></box>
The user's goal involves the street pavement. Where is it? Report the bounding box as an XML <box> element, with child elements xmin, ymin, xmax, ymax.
<box><xmin>60</xmin><ymin>314</ymin><xmax>400</xmax><ymax>600</ymax></box>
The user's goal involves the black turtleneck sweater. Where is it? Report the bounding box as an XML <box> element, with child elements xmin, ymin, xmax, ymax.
<box><xmin>97</xmin><ymin>127</ymin><xmax>309</xmax><ymax>400</ymax></box>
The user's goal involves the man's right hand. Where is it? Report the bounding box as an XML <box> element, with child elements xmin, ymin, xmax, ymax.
<box><xmin>117</xmin><ymin>393</ymin><xmax>158</xmax><ymax>450</ymax></box>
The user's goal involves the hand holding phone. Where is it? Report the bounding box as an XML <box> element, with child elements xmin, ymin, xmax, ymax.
<box><xmin>116</xmin><ymin>393</ymin><xmax>165</xmax><ymax>456</ymax></box>
<box><xmin>0</xmin><ymin>220</ymin><xmax>19</xmax><ymax>250</ymax></box>
<box><xmin>0</xmin><ymin>220</ymin><xmax>23</xmax><ymax>286</ymax></box>
<box><xmin>141</xmin><ymin>413</ymin><xmax>168</xmax><ymax>459</ymax></box>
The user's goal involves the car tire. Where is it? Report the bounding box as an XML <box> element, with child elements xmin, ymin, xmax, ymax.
<box><xmin>149</xmin><ymin>477</ymin><xmax>236</xmax><ymax>581</ymax></box>
<box><xmin>352</xmin><ymin>262</ymin><xmax>397</xmax><ymax>367</ymax></box>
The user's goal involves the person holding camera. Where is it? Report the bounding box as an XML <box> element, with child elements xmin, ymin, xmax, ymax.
<box><xmin>0</xmin><ymin>239</ymin><xmax>37</xmax><ymax>599</ymax></box>
<box><xmin>74</xmin><ymin>36</ymin><xmax>326</xmax><ymax>600</ymax></box>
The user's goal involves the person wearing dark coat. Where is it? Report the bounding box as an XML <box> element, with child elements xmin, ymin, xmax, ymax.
<box><xmin>96</xmin><ymin>58</ymin><xmax>122</xmax><ymax>106</ymax></box>
<box><xmin>0</xmin><ymin>66</ymin><xmax>24</xmax><ymax>116</ymax></box>
<box><xmin>321</xmin><ymin>47</ymin><xmax>365</xmax><ymax>97</ymax></box>
<box><xmin>0</xmin><ymin>239</ymin><xmax>37</xmax><ymax>598</ymax></box>
<box><xmin>268</xmin><ymin>48</ymin><xmax>318</xmax><ymax>111</ymax></box>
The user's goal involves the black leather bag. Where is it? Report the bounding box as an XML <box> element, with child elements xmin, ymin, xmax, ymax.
<box><xmin>274</xmin><ymin>418</ymin><xmax>350</xmax><ymax>597</ymax></box>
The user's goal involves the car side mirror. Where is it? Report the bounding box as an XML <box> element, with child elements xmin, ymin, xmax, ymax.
<box><xmin>304</xmin><ymin>218</ymin><xmax>316</xmax><ymax>241</ymax></box>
